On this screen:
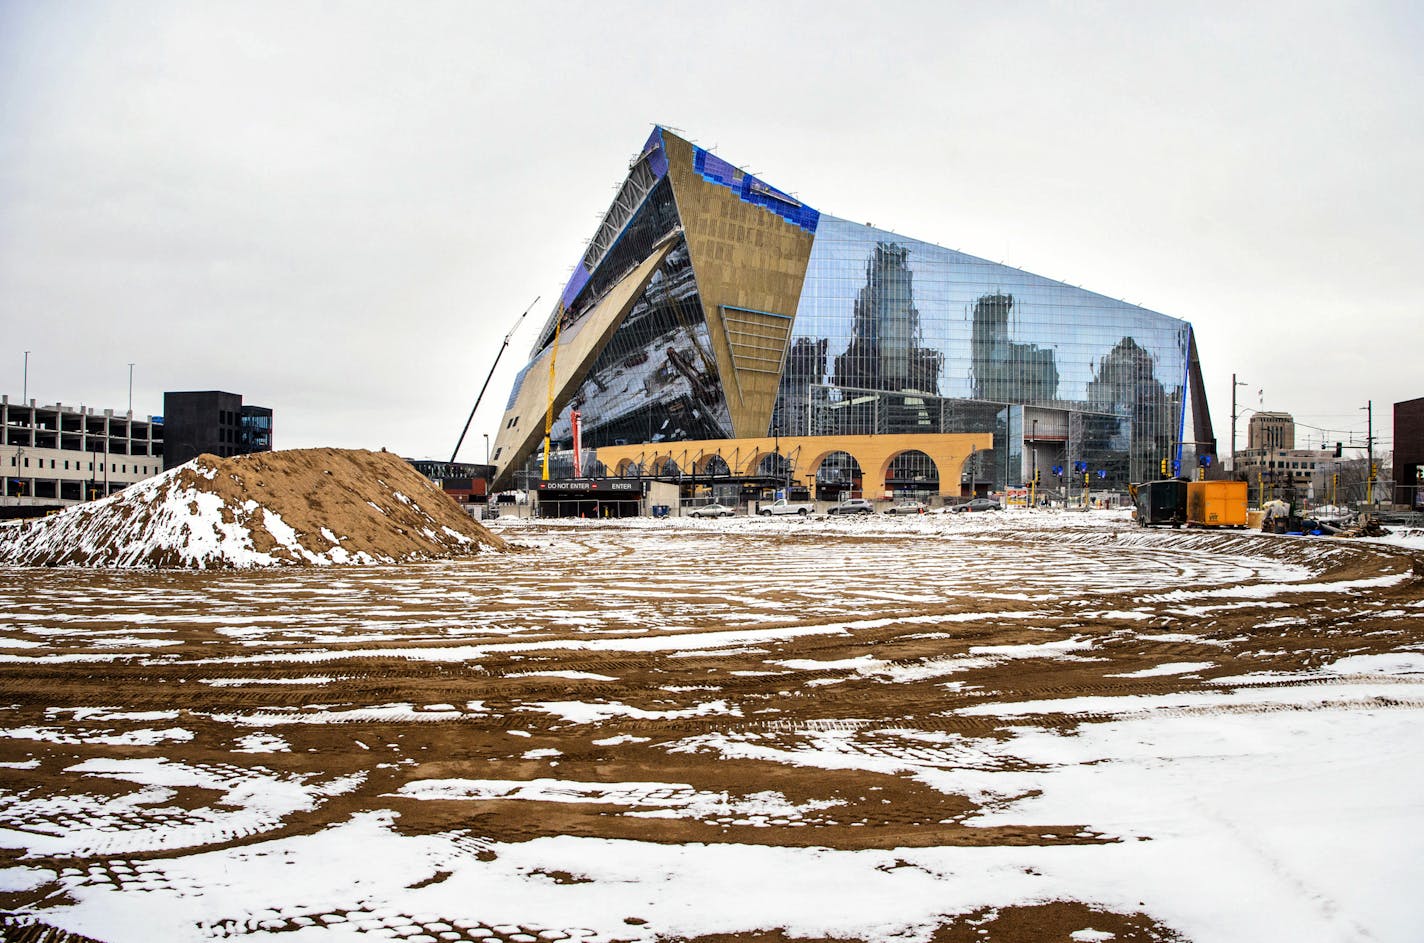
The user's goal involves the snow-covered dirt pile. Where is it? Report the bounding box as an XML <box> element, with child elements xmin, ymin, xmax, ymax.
<box><xmin>0</xmin><ymin>448</ymin><xmax>506</xmax><ymax>567</ymax></box>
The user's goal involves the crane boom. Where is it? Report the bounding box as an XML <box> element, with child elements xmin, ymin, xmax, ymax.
<box><xmin>449</xmin><ymin>296</ymin><xmax>538</xmax><ymax>464</ymax></box>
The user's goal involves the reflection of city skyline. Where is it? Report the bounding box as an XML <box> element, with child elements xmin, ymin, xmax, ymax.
<box><xmin>969</xmin><ymin>292</ymin><xmax>1058</xmax><ymax>403</ymax></box>
<box><xmin>832</xmin><ymin>242</ymin><xmax>944</xmax><ymax>395</ymax></box>
<box><xmin>1088</xmin><ymin>335</ymin><xmax>1176</xmax><ymax>467</ymax></box>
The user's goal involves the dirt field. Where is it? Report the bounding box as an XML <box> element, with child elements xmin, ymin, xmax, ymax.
<box><xmin>2</xmin><ymin>513</ymin><xmax>1422</xmax><ymax>942</ymax></box>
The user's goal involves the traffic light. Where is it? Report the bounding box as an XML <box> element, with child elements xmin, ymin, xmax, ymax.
<box><xmin>1334</xmin><ymin>442</ymin><xmax>1343</xmax><ymax>458</ymax></box>
<box><xmin>1160</xmin><ymin>458</ymin><xmax>1168</xmax><ymax>477</ymax></box>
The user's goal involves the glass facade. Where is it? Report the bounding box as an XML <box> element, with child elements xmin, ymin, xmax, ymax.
<box><xmin>548</xmin><ymin>237</ymin><xmax>733</xmax><ymax>454</ymax></box>
<box><xmin>775</xmin><ymin>216</ymin><xmax>1194</xmax><ymax>486</ymax></box>
<box><xmin>498</xmin><ymin>127</ymin><xmax>1211</xmax><ymax>492</ymax></box>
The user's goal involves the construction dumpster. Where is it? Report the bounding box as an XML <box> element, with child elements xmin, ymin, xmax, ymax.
<box><xmin>1131</xmin><ymin>479</ymin><xmax>1188</xmax><ymax>527</ymax></box>
<box><xmin>1187</xmin><ymin>480</ymin><xmax>1248</xmax><ymax>528</ymax></box>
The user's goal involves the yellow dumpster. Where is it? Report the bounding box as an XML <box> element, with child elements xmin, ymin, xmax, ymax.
<box><xmin>1187</xmin><ymin>481</ymin><xmax>1248</xmax><ymax>528</ymax></box>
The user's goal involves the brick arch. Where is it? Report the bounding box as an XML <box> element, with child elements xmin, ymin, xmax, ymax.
<box><xmin>743</xmin><ymin>450</ymin><xmax>781</xmax><ymax>477</ymax></box>
<box><xmin>694</xmin><ymin>453</ymin><xmax>731</xmax><ymax>476</ymax></box>
<box><xmin>805</xmin><ymin>448</ymin><xmax>863</xmax><ymax>478</ymax></box>
<box><xmin>878</xmin><ymin>448</ymin><xmax>941</xmax><ymax>494</ymax></box>
<box><xmin>594</xmin><ymin>433</ymin><xmax>992</xmax><ymax>499</ymax></box>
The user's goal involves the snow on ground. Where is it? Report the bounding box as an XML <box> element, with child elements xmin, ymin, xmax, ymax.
<box><xmin>9</xmin><ymin>689</ymin><xmax>1421</xmax><ymax>942</ymax></box>
<box><xmin>0</xmin><ymin>511</ymin><xmax>1420</xmax><ymax>942</ymax></box>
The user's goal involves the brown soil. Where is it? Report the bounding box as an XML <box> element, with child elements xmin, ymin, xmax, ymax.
<box><xmin>0</xmin><ymin>522</ymin><xmax>1419</xmax><ymax>941</ymax></box>
<box><xmin>0</xmin><ymin>447</ymin><xmax>506</xmax><ymax>566</ymax></box>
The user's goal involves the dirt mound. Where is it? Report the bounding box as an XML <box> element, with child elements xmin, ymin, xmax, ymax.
<box><xmin>0</xmin><ymin>447</ymin><xmax>507</xmax><ymax>568</ymax></box>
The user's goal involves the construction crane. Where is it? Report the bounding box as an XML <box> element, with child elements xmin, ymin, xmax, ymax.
<box><xmin>450</xmin><ymin>296</ymin><xmax>538</xmax><ymax>464</ymax></box>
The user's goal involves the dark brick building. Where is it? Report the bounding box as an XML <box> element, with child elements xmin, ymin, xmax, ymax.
<box><xmin>1396</xmin><ymin>397</ymin><xmax>1424</xmax><ymax>509</ymax></box>
<box><xmin>162</xmin><ymin>391</ymin><xmax>273</xmax><ymax>470</ymax></box>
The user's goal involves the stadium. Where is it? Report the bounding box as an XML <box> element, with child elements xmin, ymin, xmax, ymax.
<box><xmin>489</xmin><ymin>128</ymin><xmax>1215</xmax><ymax>505</ymax></box>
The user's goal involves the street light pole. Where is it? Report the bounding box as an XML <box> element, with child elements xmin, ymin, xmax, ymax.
<box><xmin>484</xmin><ymin>434</ymin><xmax>490</xmax><ymax>465</ymax></box>
<box><xmin>127</xmin><ymin>363</ymin><xmax>134</xmax><ymax>415</ymax></box>
<box><xmin>1030</xmin><ymin>418</ymin><xmax>1038</xmax><ymax>508</ymax></box>
<box><xmin>1231</xmin><ymin>374</ymin><xmax>1247</xmax><ymax>474</ymax></box>
<box><xmin>772</xmin><ymin>426</ymin><xmax>782</xmax><ymax>494</ymax></box>
<box><xmin>23</xmin><ymin>351</ymin><xmax>29</xmax><ymax>403</ymax></box>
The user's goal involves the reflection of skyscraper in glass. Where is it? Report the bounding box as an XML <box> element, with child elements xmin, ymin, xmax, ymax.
<box><xmin>833</xmin><ymin>242</ymin><xmax>942</xmax><ymax>394</ymax></box>
<box><xmin>970</xmin><ymin>293</ymin><xmax>1059</xmax><ymax>403</ymax></box>
<box><xmin>773</xmin><ymin>336</ymin><xmax>828</xmax><ymax>436</ymax></box>
<box><xmin>1087</xmin><ymin>336</ymin><xmax>1174</xmax><ymax>471</ymax></box>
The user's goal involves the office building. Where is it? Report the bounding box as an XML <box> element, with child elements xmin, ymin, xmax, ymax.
<box><xmin>162</xmin><ymin>391</ymin><xmax>273</xmax><ymax>470</ymax></box>
<box><xmin>1395</xmin><ymin>397</ymin><xmax>1423</xmax><ymax>509</ymax></box>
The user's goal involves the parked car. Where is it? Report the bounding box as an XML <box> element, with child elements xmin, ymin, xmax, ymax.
<box><xmin>949</xmin><ymin>498</ymin><xmax>1001</xmax><ymax>512</ymax></box>
<box><xmin>827</xmin><ymin>498</ymin><xmax>875</xmax><ymax>515</ymax></box>
<box><xmin>688</xmin><ymin>503</ymin><xmax>736</xmax><ymax>519</ymax></box>
<box><xmin>883</xmin><ymin>501</ymin><xmax>928</xmax><ymax>515</ymax></box>
<box><xmin>759</xmin><ymin>498</ymin><xmax>814</xmax><ymax>516</ymax></box>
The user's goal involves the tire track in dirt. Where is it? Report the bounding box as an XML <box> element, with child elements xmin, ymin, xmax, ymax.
<box><xmin>1</xmin><ymin>520</ymin><xmax>1420</xmax><ymax>941</ymax></box>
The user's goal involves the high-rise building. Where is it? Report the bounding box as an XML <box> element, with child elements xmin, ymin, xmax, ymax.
<box><xmin>1395</xmin><ymin>397</ymin><xmax>1424</xmax><ymax>509</ymax></box>
<box><xmin>162</xmin><ymin>391</ymin><xmax>273</xmax><ymax>470</ymax></box>
<box><xmin>490</xmin><ymin>128</ymin><xmax>1215</xmax><ymax>494</ymax></box>
<box><xmin>1247</xmin><ymin>412</ymin><xmax>1295</xmax><ymax>451</ymax></box>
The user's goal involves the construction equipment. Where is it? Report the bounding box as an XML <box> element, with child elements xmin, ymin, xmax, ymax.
<box><xmin>1128</xmin><ymin>479</ymin><xmax>1188</xmax><ymax>527</ymax></box>
<box><xmin>1186</xmin><ymin>480</ymin><xmax>1247</xmax><ymax>528</ymax></box>
<box><xmin>450</xmin><ymin>297</ymin><xmax>538</xmax><ymax>464</ymax></box>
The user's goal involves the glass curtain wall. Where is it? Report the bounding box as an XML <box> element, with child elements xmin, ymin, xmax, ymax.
<box><xmin>548</xmin><ymin>237</ymin><xmax>732</xmax><ymax>451</ymax></box>
<box><xmin>778</xmin><ymin>216</ymin><xmax>1189</xmax><ymax>487</ymax></box>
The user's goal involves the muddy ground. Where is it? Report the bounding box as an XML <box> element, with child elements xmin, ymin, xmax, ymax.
<box><xmin>2</xmin><ymin>516</ymin><xmax>1421</xmax><ymax>942</ymax></box>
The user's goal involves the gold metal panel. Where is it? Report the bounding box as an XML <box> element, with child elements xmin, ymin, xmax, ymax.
<box><xmin>662</xmin><ymin>131</ymin><xmax>815</xmax><ymax>438</ymax></box>
<box><xmin>490</xmin><ymin>240</ymin><xmax>676</xmax><ymax>490</ymax></box>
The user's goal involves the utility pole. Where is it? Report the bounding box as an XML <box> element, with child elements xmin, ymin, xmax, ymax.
<box><xmin>1230</xmin><ymin>374</ymin><xmax>1247</xmax><ymax>473</ymax></box>
<box><xmin>1365</xmin><ymin>400</ymin><xmax>1374</xmax><ymax>513</ymax></box>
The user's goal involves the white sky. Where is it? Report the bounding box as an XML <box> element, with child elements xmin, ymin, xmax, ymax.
<box><xmin>2</xmin><ymin>1</ymin><xmax>1420</xmax><ymax>460</ymax></box>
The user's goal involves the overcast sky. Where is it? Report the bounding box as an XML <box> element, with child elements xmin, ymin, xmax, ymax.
<box><xmin>2</xmin><ymin>1</ymin><xmax>1420</xmax><ymax>460</ymax></box>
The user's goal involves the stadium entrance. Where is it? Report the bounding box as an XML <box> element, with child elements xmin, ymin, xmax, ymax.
<box><xmin>535</xmin><ymin>479</ymin><xmax>647</xmax><ymax>519</ymax></box>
